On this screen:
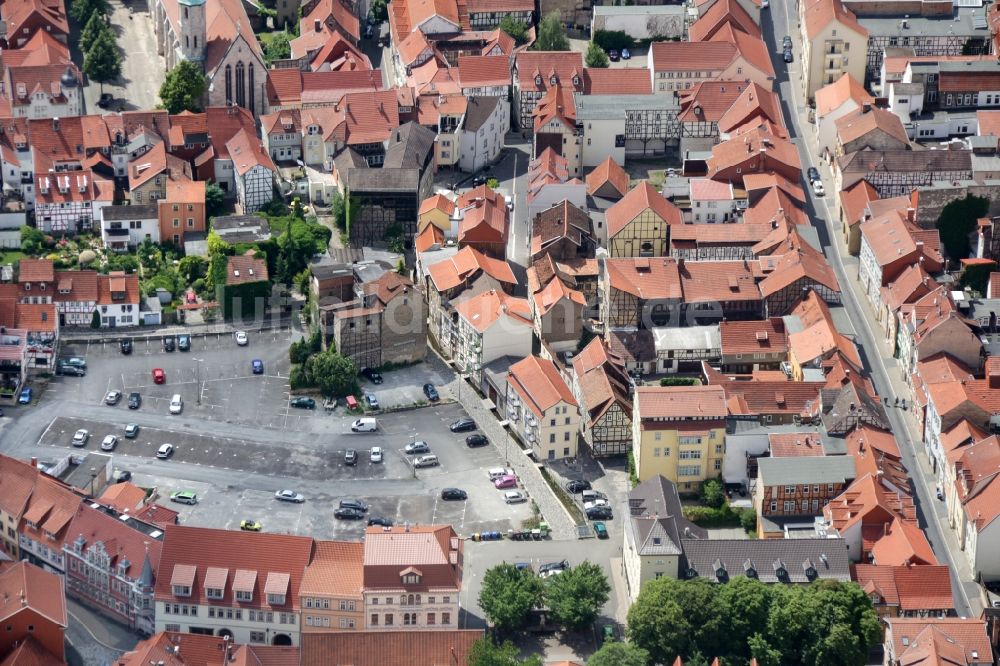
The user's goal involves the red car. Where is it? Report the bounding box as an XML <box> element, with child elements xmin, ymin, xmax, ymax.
<box><xmin>152</xmin><ymin>368</ymin><xmax>166</xmax><ymax>384</ymax></box>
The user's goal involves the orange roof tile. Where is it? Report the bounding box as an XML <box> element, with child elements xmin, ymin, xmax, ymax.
<box><xmin>0</xmin><ymin>560</ymin><xmax>66</xmax><ymax>628</ymax></box>
<box><xmin>225</xmin><ymin>254</ymin><xmax>269</xmax><ymax>286</ymax></box>
<box><xmin>787</xmin><ymin>290</ymin><xmax>860</xmax><ymax>369</ymax></box>
<box><xmin>769</xmin><ymin>432</ymin><xmax>824</xmax><ymax>457</ymax></box>
<box><xmin>742</xmin><ymin>172</ymin><xmax>807</xmax><ymax>202</ymax></box>
<box><xmin>65</xmin><ymin>501</ymin><xmax>162</xmax><ymax>587</ymax></box>
<box><xmin>814</xmin><ymin>73</ymin><xmax>874</xmax><ymax>117</ymax></box>
<box><xmin>839</xmin><ymin>179</ymin><xmax>879</xmax><ymax>228</ymax></box>
<box><xmin>719</xmin><ymin>318</ymin><xmax>788</xmax><ymax>356</ymax></box>
<box><xmin>97</xmin><ymin>271</ymin><xmax>140</xmax><ymax>306</ymax></box>
<box><xmin>705</xmin><ymin>125</ymin><xmax>801</xmax><ymax>182</ymax></box>
<box><xmin>803</xmin><ymin>0</ymin><xmax>867</xmax><ymax>41</ymax></box>
<box><xmin>225</xmin><ymin>129</ymin><xmax>277</xmax><ymax>177</ymax></box>
<box><xmin>688</xmin><ymin>0</ymin><xmax>760</xmax><ymax>41</ymax></box>
<box><xmin>532</xmin><ymin>82</ymin><xmax>576</xmax><ymax>133</ymax></box>
<box><xmin>457</xmin><ymin>55</ymin><xmax>511</xmax><ymax>88</ymax></box>
<box><xmin>717</xmin><ymin>83</ymin><xmax>784</xmax><ymax>135</ymax></box>
<box><xmin>586</xmin><ymin>156</ymin><xmax>629</xmax><ymax>199</ymax></box>
<box><xmin>871</xmin><ymin>516</ymin><xmax>937</xmax><ymax>566</ymax></box>
<box><xmin>607</xmin><ymin>181</ymin><xmax>683</xmax><ymax>238</ymax></box>
<box><xmin>977</xmin><ymin>110</ymin><xmax>1000</xmax><ymax>140</ymax></box>
<box><xmin>636</xmin><ymin>385</ymin><xmax>728</xmax><ymax>420</ymax></box>
<box><xmin>17</xmin><ymin>258</ymin><xmax>54</xmax><ymax>283</ymax></box>
<box><xmin>707</xmin><ymin>24</ymin><xmax>775</xmax><ymax>79</ymax></box>
<box><xmin>650</xmin><ymin>40</ymin><xmax>738</xmax><ymax>73</ymax></box>
<box><xmin>513</xmin><ymin>52</ymin><xmax>584</xmax><ymax>93</ymax></box>
<box><xmin>300</xmin><ymin>630</ymin><xmax>483</xmax><ymax>666</ymax></box>
<box><xmin>414</xmin><ymin>224</ymin><xmax>445</xmax><ymax>253</ymax></box>
<box><xmin>835</xmin><ymin>106</ymin><xmax>909</xmax><ymax>148</ymax></box>
<box><xmin>581</xmin><ymin>68</ymin><xmax>651</xmax><ymax>95</ymax></box>
<box><xmin>299</xmin><ymin>540</ymin><xmax>362</xmax><ymax>598</ymax></box>
<box><xmin>426</xmin><ymin>246</ymin><xmax>516</xmax><ymax>292</ymax></box>
<box><xmin>852</xmin><ymin>564</ymin><xmax>954</xmax><ymax>612</ymax></box>
<box><xmin>533</xmin><ymin>276</ymin><xmax>586</xmax><ymax>316</ymax></box>
<box><xmin>678</xmin><ymin>81</ymin><xmax>748</xmax><ymax>123</ymax></box>
<box><xmin>679</xmin><ymin>260</ymin><xmax>760</xmax><ymax>304</ymax></box>
<box><xmin>344</xmin><ymin>89</ymin><xmax>400</xmax><ymax>145</ymax></box>
<box><xmin>604</xmin><ymin>257</ymin><xmax>682</xmax><ymax>300</ymax></box>
<box><xmin>454</xmin><ymin>289</ymin><xmax>532</xmax><ymax>333</ymax></box>
<box><xmin>363</xmin><ymin>524</ymin><xmax>461</xmax><ymax>591</ymax></box>
<box><xmin>14</xmin><ymin>303</ymin><xmax>55</xmax><ymax>332</ymax></box>
<box><xmin>507</xmin><ymin>355</ymin><xmax>578</xmax><ymax>417</ymax></box>
<box><xmin>98</xmin><ymin>481</ymin><xmax>147</xmax><ymax>513</ymax></box>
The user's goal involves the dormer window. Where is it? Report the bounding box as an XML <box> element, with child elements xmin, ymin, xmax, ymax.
<box><xmin>550</xmin><ymin>75</ymin><xmax>557</xmax><ymax>85</ymax></box>
<box><xmin>535</xmin><ymin>75</ymin><xmax>542</xmax><ymax>85</ymax></box>
<box><xmin>400</xmin><ymin>566</ymin><xmax>422</xmax><ymax>585</ymax></box>
<box><xmin>173</xmin><ymin>585</ymin><xmax>191</xmax><ymax>596</ymax></box>
<box><xmin>24</xmin><ymin>283</ymin><xmax>30</xmax><ymax>291</ymax></box>
<box><xmin>267</xmin><ymin>593</ymin><xmax>286</xmax><ymax>605</ymax></box>
<box><xmin>206</xmin><ymin>587</ymin><xmax>224</xmax><ymax>599</ymax></box>
<box><xmin>39</xmin><ymin>283</ymin><xmax>45</xmax><ymax>291</ymax></box>
<box><xmin>235</xmin><ymin>590</ymin><xmax>252</xmax><ymax>602</ymax></box>
<box><xmin>572</xmin><ymin>75</ymin><xmax>580</xmax><ymax>86</ymax></box>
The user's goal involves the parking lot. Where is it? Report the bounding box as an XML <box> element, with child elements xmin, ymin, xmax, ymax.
<box><xmin>34</xmin><ymin>403</ymin><xmax>536</xmax><ymax>540</ymax></box>
<box><xmin>49</xmin><ymin>332</ymin><xmax>460</xmax><ymax>430</ymax></box>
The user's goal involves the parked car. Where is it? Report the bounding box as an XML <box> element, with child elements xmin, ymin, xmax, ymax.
<box><xmin>414</xmin><ymin>454</ymin><xmax>439</xmax><ymax>468</ymax></box>
<box><xmin>334</xmin><ymin>507</ymin><xmax>365</xmax><ymax>520</ymax></box>
<box><xmin>504</xmin><ymin>490</ymin><xmax>527</xmax><ymax>504</ymax></box>
<box><xmin>441</xmin><ymin>487</ymin><xmax>467</xmax><ymax>500</ymax></box>
<box><xmin>170</xmin><ymin>490</ymin><xmax>197</xmax><ymax>504</ymax></box>
<box><xmin>124</xmin><ymin>423</ymin><xmax>140</xmax><ymax>439</ymax></box>
<box><xmin>586</xmin><ymin>506</ymin><xmax>613</xmax><ymax>520</ymax></box>
<box><xmin>593</xmin><ymin>521</ymin><xmax>609</xmax><ymax>539</ymax></box>
<box><xmin>251</xmin><ymin>359</ymin><xmax>264</xmax><ymax>375</ymax></box>
<box><xmin>812</xmin><ymin>179</ymin><xmax>826</xmax><ymax>196</ymax></box>
<box><xmin>565</xmin><ymin>480</ymin><xmax>591</xmax><ymax>493</ymax></box>
<box><xmin>98</xmin><ymin>92</ymin><xmax>114</xmax><ymax>108</ymax></box>
<box><xmin>152</xmin><ymin>368</ymin><xmax>166</xmax><ymax>384</ymax></box>
<box><xmin>61</xmin><ymin>357</ymin><xmax>87</xmax><ymax>369</ymax></box>
<box><xmin>163</xmin><ymin>337</ymin><xmax>175</xmax><ymax>352</ymax></box>
<box><xmin>275</xmin><ymin>489</ymin><xmax>305</xmax><ymax>503</ymax></box>
<box><xmin>783</xmin><ymin>48</ymin><xmax>793</xmax><ymax>63</ymax></box>
<box><xmin>115</xmin><ymin>470</ymin><xmax>132</xmax><ymax>483</ymax></box>
<box><xmin>351</xmin><ymin>417</ymin><xmax>377</xmax><ymax>432</ymax></box>
<box><xmin>449</xmin><ymin>417</ymin><xmax>476</xmax><ymax>432</ymax></box>
<box><xmin>240</xmin><ymin>519</ymin><xmax>262</xmax><ymax>531</ymax></box>
<box><xmin>404</xmin><ymin>441</ymin><xmax>430</xmax><ymax>454</ymax></box>
<box><xmin>101</xmin><ymin>435</ymin><xmax>118</xmax><ymax>451</ymax></box>
<box><xmin>345</xmin><ymin>449</ymin><xmax>358</xmax><ymax>466</ymax></box>
<box><xmin>71</xmin><ymin>429</ymin><xmax>90</xmax><ymax>447</ymax></box>
<box><xmin>178</xmin><ymin>335</ymin><xmax>191</xmax><ymax>351</ymax></box>
<box><xmin>493</xmin><ymin>474</ymin><xmax>517</xmax><ymax>489</ymax></box>
<box><xmin>169</xmin><ymin>395</ymin><xmax>183</xmax><ymax>414</ymax></box>
<box><xmin>368</xmin><ymin>516</ymin><xmax>393</xmax><ymax>527</ymax></box>
<box><xmin>290</xmin><ymin>397</ymin><xmax>316</xmax><ymax>409</ymax></box>
<box><xmin>608</xmin><ymin>49</ymin><xmax>620</xmax><ymax>61</ymax></box>
<box><xmin>361</xmin><ymin>367</ymin><xmax>383</xmax><ymax>384</ymax></box>
<box><xmin>423</xmin><ymin>383</ymin><xmax>439</xmax><ymax>401</ymax></box>
<box><xmin>59</xmin><ymin>365</ymin><xmax>86</xmax><ymax>377</ymax></box>
<box><xmin>584</xmin><ymin>499</ymin><xmax>609</xmax><ymax>510</ymax></box>
<box><xmin>538</xmin><ymin>560</ymin><xmax>568</xmax><ymax>574</ymax></box>
<box><xmin>105</xmin><ymin>390</ymin><xmax>122</xmax><ymax>406</ymax></box>
<box><xmin>370</xmin><ymin>446</ymin><xmax>384</xmax><ymax>463</ymax></box>
<box><xmin>365</xmin><ymin>393</ymin><xmax>380</xmax><ymax>410</ymax></box>
<box><xmin>157</xmin><ymin>443</ymin><xmax>175</xmax><ymax>459</ymax></box>
<box><xmin>807</xmin><ymin>166</ymin><xmax>821</xmax><ymax>182</ymax></box>
<box><xmin>235</xmin><ymin>331</ymin><xmax>248</xmax><ymax>346</ymax></box>
<box><xmin>782</xmin><ymin>35</ymin><xmax>792</xmax><ymax>49</ymax></box>
<box><xmin>581</xmin><ymin>490</ymin><xmax>607</xmax><ymax>503</ymax></box>
<box><xmin>488</xmin><ymin>467</ymin><xmax>514</xmax><ymax>480</ymax></box>
<box><xmin>621</xmin><ymin>48</ymin><xmax>631</xmax><ymax>60</ymax></box>
<box><xmin>18</xmin><ymin>387</ymin><xmax>31</xmax><ymax>404</ymax></box>
<box><xmin>466</xmin><ymin>434</ymin><xmax>488</xmax><ymax>447</ymax></box>
<box><xmin>339</xmin><ymin>499</ymin><xmax>369</xmax><ymax>512</ymax></box>
<box><xmin>120</xmin><ymin>338</ymin><xmax>132</xmax><ymax>354</ymax></box>
<box><xmin>127</xmin><ymin>392</ymin><xmax>141</xmax><ymax>409</ymax></box>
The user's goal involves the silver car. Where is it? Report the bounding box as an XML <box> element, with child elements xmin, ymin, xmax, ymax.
<box><xmin>275</xmin><ymin>489</ymin><xmax>305</xmax><ymax>503</ymax></box>
<box><xmin>101</xmin><ymin>435</ymin><xmax>118</xmax><ymax>451</ymax></box>
<box><xmin>71</xmin><ymin>429</ymin><xmax>90</xmax><ymax>447</ymax></box>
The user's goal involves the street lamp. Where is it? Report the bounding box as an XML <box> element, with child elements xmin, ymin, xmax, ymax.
<box><xmin>193</xmin><ymin>358</ymin><xmax>204</xmax><ymax>405</ymax></box>
<box><xmin>457</xmin><ymin>373</ymin><xmax>469</xmax><ymax>402</ymax></box>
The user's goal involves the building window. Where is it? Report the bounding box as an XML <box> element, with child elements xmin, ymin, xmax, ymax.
<box><xmin>427</xmin><ymin>612</ymin><xmax>436</xmax><ymax>625</ymax></box>
<box><xmin>371</xmin><ymin>614</ymin><xmax>378</xmax><ymax>625</ymax></box>
<box><xmin>442</xmin><ymin>612</ymin><xmax>451</xmax><ymax>624</ymax></box>
<box><xmin>385</xmin><ymin>614</ymin><xmax>393</xmax><ymax>626</ymax></box>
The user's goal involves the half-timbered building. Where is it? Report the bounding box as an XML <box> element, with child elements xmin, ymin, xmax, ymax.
<box><xmin>601</xmin><ymin>257</ymin><xmax>682</xmax><ymax>330</ymax></box>
<box><xmin>606</xmin><ymin>182</ymin><xmax>683</xmax><ymax>258</ymax></box>
<box><xmin>835</xmin><ymin>149</ymin><xmax>973</xmax><ymax>200</ymax></box>
<box><xmin>571</xmin><ymin>338</ymin><xmax>633</xmax><ymax>457</ymax></box>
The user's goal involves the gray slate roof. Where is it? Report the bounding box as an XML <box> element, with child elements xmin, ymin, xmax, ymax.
<box><xmin>680</xmin><ymin>537</ymin><xmax>852</xmax><ymax>583</ymax></box>
<box><xmin>757</xmin><ymin>455</ymin><xmax>857</xmax><ymax>487</ymax></box>
<box><xmin>348</xmin><ymin>167</ymin><xmax>420</xmax><ymax>192</ymax></box>
<box><xmin>463</xmin><ymin>96</ymin><xmax>501</xmax><ymax>133</ymax></box>
<box><xmin>628</xmin><ymin>476</ymin><xmax>706</xmax><ymax>557</ymax></box>
<box><xmin>102</xmin><ymin>204</ymin><xmax>158</xmax><ymax>220</ymax></box>
<box><xmin>383</xmin><ymin>121</ymin><xmax>436</xmax><ymax>170</ymax></box>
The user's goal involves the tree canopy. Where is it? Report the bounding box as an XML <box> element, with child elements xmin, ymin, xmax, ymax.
<box><xmin>467</xmin><ymin>638</ymin><xmax>543</xmax><ymax>666</ymax></box>
<box><xmin>536</xmin><ymin>11</ymin><xmax>569</xmax><ymax>51</ymax></box>
<box><xmin>499</xmin><ymin>16</ymin><xmax>529</xmax><ymax>45</ymax></box>
<box><xmin>79</xmin><ymin>12</ymin><xmax>106</xmax><ymax>52</ymax></box>
<box><xmin>544</xmin><ymin>561</ymin><xmax>610</xmax><ymax>630</ymax></box>
<box><xmin>587</xmin><ymin>642</ymin><xmax>649</xmax><ymax>666</ymax></box>
<box><xmin>585</xmin><ymin>41</ymin><xmax>610</xmax><ymax>68</ymax></box>
<box><xmin>935</xmin><ymin>194</ymin><xmax>989</xmax><ymax>260</ymax></box>
<box><xmin>264</xmin><ymin>31</ymin><xmax>292</xmax><ymax>63</ymax></box>
<box><xmin>69</xmin><ymin>0</ymin><xmax>109</xmax><ymax>24</ymax></box>
<box><xmin>627</xmin><ymin>577</ymin><xmax>879</xmax><ymax>666</ymax></box>
<box><xmin>307</xmin><ymin>350</ymin><xmax>357</xmax><ymax>397</ymax></box>
<box><xmin>205</xmin><ymin>181</ymin><xmax>226</xmax><ymax>218</ymax></box>
<box><xmin>478</xmin><ymin>563</ymin><xmax>544</xmax><ymax>632</ymax></box>
<box><xmin>83</xmin><ymin>27</ymin><xmax>121</xmax><ymax>91</ymax></box>
<box><xmin>159</xmin><ymin>60</ymin><xmax>208</xmax><ymax>114</ymax></box>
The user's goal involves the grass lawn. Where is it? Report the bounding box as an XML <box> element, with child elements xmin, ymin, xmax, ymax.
<box><xmin>0</xmin><ymin>251</ymin><xmax>27</xmax><ymax>264</ymax></box>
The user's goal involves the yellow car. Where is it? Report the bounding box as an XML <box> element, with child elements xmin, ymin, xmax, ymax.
<box><xmin>240</xmin><ymin>519</ymin><xmax>262</xmax><ymax>532</ymax></box>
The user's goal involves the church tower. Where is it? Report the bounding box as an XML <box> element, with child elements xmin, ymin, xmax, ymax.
<box><xmin>178</xmin><ymin>0</ymin><xmax>206</xmax><ymax>63</ymax></box>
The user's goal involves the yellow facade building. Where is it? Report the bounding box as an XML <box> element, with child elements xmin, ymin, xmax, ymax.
<box><xmin>632</xmin><ymin>385</ymin><xmax>728</xmax><ymax>493</ymax></box>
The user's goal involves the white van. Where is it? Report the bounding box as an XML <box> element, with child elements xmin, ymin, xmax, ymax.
<box><xmin>414</xmin><ymin>454</ymin><xmax>439</xmax><ymax>468</ymax></box>
<box><xmin>169</xmin><ymin>394</ymin><xmax>183</xmax><ymax>414</ymax></box>
<box><xmin>351</xmin><ymin>418</ymin><xmax>377</xmax><ymax>432</ymax></box>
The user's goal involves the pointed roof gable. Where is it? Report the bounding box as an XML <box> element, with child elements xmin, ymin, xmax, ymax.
<box><xmin>606</xmin><ymin>181</ymin><xmax>683</xmax><ymax>238</ymax></box>
<box><xmin>586</xmin><ymin>156</ymin><xmax>629</xmax><ymax>200</ymax></box>
<box><xmin>815</xmin><ymin>73</ymin><xmax>874</xmax><ymax>117</ymax></box>
<box><xmin>426</xmin><ymin>246</ymin><xmax>516</xmax><ymax>292</ymax></box>
<box><xmin>507</xmin><ymin>355</ymin><xmax>577</xmax><ymax>417</ymax></box>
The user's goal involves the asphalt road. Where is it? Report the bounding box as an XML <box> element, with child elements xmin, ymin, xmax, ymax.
<box><xmin>762</xmin><ymin>1</ymin><xmax>979</xmax><ymax>617</ymax></box>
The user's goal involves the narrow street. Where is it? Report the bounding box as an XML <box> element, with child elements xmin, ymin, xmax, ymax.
<box><xmin>762</xmin><ymin>2</ymin><xmax>981</xmax><ymax>616</ymax></box>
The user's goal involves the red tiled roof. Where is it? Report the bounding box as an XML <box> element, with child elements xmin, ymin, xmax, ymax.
<box><xmin>581</xmin><ymin>68</ymin><xmax>651</xmax><ymax>95</ymax></box>
<box><xmin>97</xmin><ymin>271</ymin><xmax>140</xmax><ymax>306</ymax></box>
<box><xmin>707</xmin><ymin>24</ymin><xmax>774</xmax><ymax>79</ymax></box>
<box><xmin>705</xmin><ymin>125</ymin><xmax>801</xmax><ymax>182</ymax></box>
<box><xmin>871</xmin><ymin>516</ymin><xmax>937</xmax><ymax>566</ymax></box>
<box><xmin>650</xmin><ymin>41</ymin><xmax>738</xmax><ymax>73</ymax></box>
<box><xmin>300</xmin><ymin>630</ymin><xmax>483</xmax><ymax>666</ymax></box>
<box><xmin>814</xmin><ymin>72</ymin><xmax>873</xmax><ymax>117</ymax></box>
<box><xmin>839</xmin><ymin>179</ymin><xmax>879</xmax><ymax>228</ymax></box>
<box><xmin>939</xmin><ymin>70</ymin><xmax>1000</xmax><ymax>93</ymax></box>
<box><xmin>679</xmin><ymin>260</ymin><xmax>760</xmax><ymax>305</ymax></box>
<box><xmin>363</xmin><ymin>524</ymin><xmax>461</xmax><ymax>590</ymax></box>
<box><xmin>455</xmin><ymin>289</ymin><xmax>531</xmax><ymax>332</ymax></box>
<box><xmin>607</xmin><ymin>181</ymin><xmax>683</xmax><ymax>238</ymax></box>
<box><xmin>835</xmin><ymin>106</ymin><xmax>910</xmax><ymax>148</ymax></box>
<box><xmin>507</xmin><ymin>355</ymin><xmax>578</xmax><ymax>417</ymax></box>
<box><xmin>426</xmin><ymin>246</ymin><xmax>516</xmax><ymax>292</ymax></box>
<box><xmin>769</xmin><ymin>432</ymin><xmax>824</xmax><ymax>457</ymax></box>
<box><xmin>300</xmin><ymin>540</ymin><xmax>363</xmax><ymax>598</ymax></box>
<box><xmin>887</xmin><ymin>618</ymin><xmax>992</xmax><ymax>665</ymax></box>
<box><xmin>514</xmin><ymin>51</ymin><xmax>584</xmax><ymax>93</ymax></box>
<box><xmin>605</xmin><ymin>257</ymin><xmax>682</xmax><ymax>300</ymax></box>
<box><xmin>803</xmin><ymin>0</ymin><xmax>868</xmax><ymax>41</ymax></box>
<box><xmin>978</xmin><ymin>110</ymin><xmax>1000</xmax><ymax>140</ymax></box>
<box><xmin>719</xmin><ymin>318</ymin><xmax>788</xmax><ymax>356</ymax></box>
<box><xmin>689</xmin><ymin>0</ymin><xmax>760</xmax><ymax>41</ymax></box>
<box><xmin>636</xmin><ymin>385</ymin><xmax>727</xmax><ymax>420</ymax></box>
<box><xmin>0</xmin><ymin>560</ymin><xmax>66</xmax><ymax>628</ymax></box>
<box><xmin>414</xmin><ymin>224</ymin><xmax>445</xmax><ymax>253</ymax></box>
<box><xmin>17</xmin><ymin>258</ymin><xmax>54</xmax><ymax>283</ymax></box>
<box><xmin>718</xmin><ymin>83</ymin><xmax>783</xmax><ymax>135</ymax></box>
<box><xmin>457</xmin><ymin>55</ymin><xmax>510</xmax><ymax>88</ymax></box>
<box><xmin>678</xmin><ymin>81</ymin><xmax>748</xmax><ymax>123</ymax></box>
<box><xmin>225</xmin><ymin>129</ymin><xmax>277</xmax><ymax>176</ymax></box>
<box><xmin>586</xmin><ymin>156</ymin><xmax>629</xmax><ymax>199</ymax></box>
<box><xmin>154</xmin><ymin>525</ymin><xmax>314</xmax><ymax>609</ymax></box>
<box><xmin>852</xmin><ymin>564</ymin><xmax>954</xmax><ymax>612</ymax></box>
<box><xmin>66</xmin><ymin>502</ymin><xmax>162</xmax><ymax>585</ymax></box>
<box><xmin>225</xmin><ymin>253</ymin><xmax>269</xmax><ymax>286</ymax></box>
<box><xmin>743</xmin><ymin>172</ymin><xmax>806</xmax><ymax>203</ymax></box>
<box><xmin>344</xmin><ymin>89</ymin><xmax>399</xmax><ymax>144</ymax></box>
<box><xmin>533</xmin><ymin>83</ymin><xmax>576</xmax><ymax>132</ymax></box>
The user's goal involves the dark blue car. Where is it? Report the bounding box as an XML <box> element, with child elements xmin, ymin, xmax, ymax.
<box><xmin>252</xmin><ymin>359</ymin><xmax>264</xmax><ymax>375</ymax></box>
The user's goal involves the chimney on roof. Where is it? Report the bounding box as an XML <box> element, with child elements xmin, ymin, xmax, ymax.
<box><xmin>315</xmin><ymin>19</ymin><xmax>321</xmax><ymax>32</ymax></box>
<box><xmin>52</xmin><ymin>117</ymin><xmax>59</xmax><ymax>133</ymax></box>
<box><xmin>30</xmin><ymin>457</ymin><xmax>36</xmax><ymax>468</ymax></box>
<box><xmin>862</xmin><ymin>102</ymin><xmax>872</xmax><ymax>114</ymax></box>
<box><xmin>906</xmin><ymin>207</ymin><xmax>916</xmax><ymax>223</ymax></box>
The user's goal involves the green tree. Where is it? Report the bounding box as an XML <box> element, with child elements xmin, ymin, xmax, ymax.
<box><xmin>593</xmin><ymin>29</ymin><xmax>635</xmax><ymax>51</ymax></box>
<box><xmin>369</xmin><ymin>0</ymin><xmax>387</xmax><ymax>21</ymax></box>
<box><xmin>83</xmin><ymin>28</ymin><xmax>121</xmax><ymax>93</ymax></box>
<box><xmin>699</xmin><ymin>478</ymin><xmax>725</xmax><ymax>509</ymax></box>
<box><xmin>544</xmin><ymin>561</ymin><xmax>610</xmax><ymax>630</ymax></box>
<box><xmin>264</xmin><ymin>32</ymin><xmax>292</xmax><ymax>64</ymax></box>
<box><xmin>587</xmin><ymin>642</ymin><xmax>649</xmax><ymax>666</ymax></box>
<box><xmin>536</xmin><ymin>11</ymin><xmax>569</xmax><ymax>51</ymax></box>
<box><xmin>627</xmin><ymin>577</ymin><xmax>723</xmax><ymax>665</ymax></box>
<box><xmin>585</xmin><ymin>41</ymin><xmax>610</xmax><ymax>68</ymax></box>
<box><xmin>935</xmin><ymin>194</ymin><xmax>988</xmax><ymax>260</ymax></box>
<box><xmin>159</xmin><ymin>60</ymin><xmax>208</xmax><ymax>114</ymax></box>
<box><xmin>331</xmin><ymin>191</ymin><xmax>346</xmax><ymax>231</ymax></box>
<box><xmin>20</xmin><ymin>226</ymin><xmax>46</xmax><ymax>255</ymax></box>
<box><xmin>499</xmin><ymin>16</ymin><xmax>529</xmax><ymax>45</ymax></box>
<box><xmin>309</xmin><ymin>350</ymin><xmax>357</xmax><ymax>397</ymax></box>
<box><xmin>79</xmin><ymin>12</ymin><xmax>106</xmax><ymax>52</ymax></box>
<box><xmin>467</xmin><ymin>638</ymin><xmax>543</xmax><ymax>666</ymax></box>
<box><xmin>478</xmin><ymin>563</ymin><xmax>544</xmax><ymax>632</ymax></box>
<box><xmin>205</xmin><ymin>181</ymin><xmax>226</xmax><ymax>218</ymax></box>
<box><xmin>90</xmin><ymin>309</ymin><xmax>101</xmax><ymax>328</ymax></box>
<box><xmin>69</xmin><ymin>0</ymin><xmax>108</xmax><ymax>24</ymax></box>
<box><xmin>294</xmin><ymin>267</ymin><xmax>311</xmax><ymax>296</ymax></box>
<box><xmin>178</xmin><ymin>255</ymin><xmax>207</xmax><ymax>283</ymax></box>
<box><xmin>960</xmin><ymin>261</ymin><xmax>996</xmax><ymax>294</ymax></box>
<box><xmin>396</xmin><ymin>258</ymin><xmax>407</xmax><ymax>275</ymax></box>
<box><xmin>716</xmin><ymin>578</ymin><xmax>773</xmax><ymax>662</ymax></box>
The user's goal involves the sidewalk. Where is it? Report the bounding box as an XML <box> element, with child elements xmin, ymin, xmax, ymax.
<box><xmin>59</xmin><ymin>316</ymin><xmax>294</xmax><ymax>343</ymax></box>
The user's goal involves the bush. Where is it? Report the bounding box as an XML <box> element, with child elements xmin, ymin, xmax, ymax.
<box><xmin>699</xmin><ymin>478</ymin><xmax>725</xmax><ymax>509</ymax></box>
<box><xmin>289</xmin><ymin>365</ymin><xmax>310</xmax><ymax>390</ymax></box>
<box><xmin>659</xmin><ymin>377</ymin><xmax>698</xmax><ymax>386</ymax></box>
<box><xmin>627</xmin><ymin>450</ymin><xmax>639</xmax><ymax>488</ymax></box>
<box><xmin>289</xmin><ymin>339</ymin><xmax>310</xmax><ymax>365</ymax></box>
<box><xmin>593</xmin><ymin>29</ymin><xmax>635</xmax><ymax>52</ymax></box>
<box><xmin>739</xmin><ymin>508</ymin><xmax>757</xmax><ymax>534</ymax></box>
<box><xmin>683</xmin><ymin>503</ymin><xmax>741</xmax><ymax>527</ymax></box>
